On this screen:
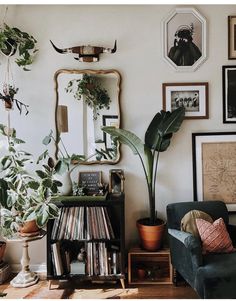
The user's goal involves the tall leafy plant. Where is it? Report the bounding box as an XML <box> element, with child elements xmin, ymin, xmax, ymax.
<box><xmin>102</xmin><ymin>107</ymin><xmax>185</xmax><ymax>225</ymax></box>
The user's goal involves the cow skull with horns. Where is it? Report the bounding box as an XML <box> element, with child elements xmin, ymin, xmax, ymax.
<box><xmin>50</xmin><ymin>40</ymin><xmax>117</xmax><ymax>62</ymax></box>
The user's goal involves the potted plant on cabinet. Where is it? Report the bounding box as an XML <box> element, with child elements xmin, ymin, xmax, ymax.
<box><xmin>102</xmin><ymin>107</ymin><xmax>185</xmax><ymax>250</ymax></box>
<box><xmin>0</xmin><ymin>125</ymin><xmax>61</xmax><ymax>238</ymax></box>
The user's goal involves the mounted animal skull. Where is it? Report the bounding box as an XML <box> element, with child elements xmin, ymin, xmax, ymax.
<box><xmin>50</xmin><ymin>40</ymin><xmax>117</xmax><ymax>62</ymax></box>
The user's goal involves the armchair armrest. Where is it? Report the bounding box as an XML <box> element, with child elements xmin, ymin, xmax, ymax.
<box><xmin>227</xmin><ymin>224</ymin><xmax>236</xmax><ymax>245</ymax></box>
<box><xmin>168</xmin><ymin>228</ymin><xmax>203</xmax><ymax>267</ymax></box>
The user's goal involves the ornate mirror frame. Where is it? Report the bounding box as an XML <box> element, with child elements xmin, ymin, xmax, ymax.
<box><xmin>54</xmin><ymin>69</ymin><xmax>121</xmax><ymax>165</ymax></box>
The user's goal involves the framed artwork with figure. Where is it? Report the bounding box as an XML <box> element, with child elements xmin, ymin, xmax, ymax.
<box><xmin>163</xmin><ymin>82</ymin><xmax>208</xmax><ymax>119</ymax></box>
<box><xmin>162</xmin><ymin>7</ymin><xmax>207</xmax><ymax>72</ymax></box>
<box><xmin>192</xmin><ymin>132</ymin><xmax>236</xmax><ymax>212</ymax></box>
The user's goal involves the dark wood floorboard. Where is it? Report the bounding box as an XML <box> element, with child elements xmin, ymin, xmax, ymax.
<box><xmin>0</xmin><ymin>274</ymin><xmax>199</xmax><ymax>299</ymax></box>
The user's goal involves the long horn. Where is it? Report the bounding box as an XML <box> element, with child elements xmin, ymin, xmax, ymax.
<box><xmin>50</xmin><ymin>40</ymin><xmax>71</xmax><ymax>54</ymax></box>
<box><xmin>102</xmin><ymin>40</ymin><xmax>117</xmax><ymax>53</ymax></box>
<box><xmin>111</xmin><ymin>40</ymin><xmax>117</xmax><ymax>53</ymax></box>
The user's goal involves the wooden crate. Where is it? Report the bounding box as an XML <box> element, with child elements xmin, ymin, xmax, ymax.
<box><xmin>128</xmin><ymin>247</ymin><xmax>173</xmax><ymax>285</ymax></box>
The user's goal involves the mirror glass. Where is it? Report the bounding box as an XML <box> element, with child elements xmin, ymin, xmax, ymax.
<box><xmin>54</xmin><ymin>69</ymin><xmax>121</xmax><ymax>164</ymax></box>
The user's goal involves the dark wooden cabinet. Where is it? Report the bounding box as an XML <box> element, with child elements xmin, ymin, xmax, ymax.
<box><xmin>47</xmin><ymin>193</ymin><xmax>125</xmax><ymax>288</ymax></box>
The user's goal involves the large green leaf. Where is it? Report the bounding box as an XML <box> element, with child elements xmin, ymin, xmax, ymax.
<box><xmin>102</xmin><ymin>127</ymin><xmax>145</xmax><ymax>155</ymax></box>
<box><xmin>35</xmin><ymin>203</ymin><xmax>49</xmax><ymax>228</ymax></box>
<box><xmin>145</xmin><ymin>107</ymin><xmax>185</xmax><ymax>151</ymax></box>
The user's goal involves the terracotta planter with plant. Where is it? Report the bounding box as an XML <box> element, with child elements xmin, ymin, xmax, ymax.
<box><xmin>102</xmin><ymin>107</ymin><xmax>185</xmax><ymax>251</ymax></box>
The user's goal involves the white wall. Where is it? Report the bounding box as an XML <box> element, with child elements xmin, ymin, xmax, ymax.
<box><xmin>1</xmin><ymin>4</ymin><xmax>236</xmax><ymax>268</ymax></box>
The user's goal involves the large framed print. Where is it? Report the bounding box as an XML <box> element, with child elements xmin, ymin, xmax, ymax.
<box><xmin>222</xmin><ymin>65</ymin><xmax>236</xmax><ymax>123</ymax></box>
<box><xmin>228</xmin><ymin>16</ymin><xmax>236</xmax><ymax>59</ymax></box>
<box><xmin>162</xmin><ymin>7</ymin><xmax>207</xmax><ymax>72</ymax></box>
<box><xmin>192</xmin><ymin>132</ymin><xmax>236</xmax><ymax>212</ymax></box>
<box><xmin>163</xmin><ymin>82</ymin><xmax>208</xmax><ymax>119</ymax></box>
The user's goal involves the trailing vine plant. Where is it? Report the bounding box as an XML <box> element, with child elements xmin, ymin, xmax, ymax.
<box><xmin>65</xmin><ymin>74</ymin><xmax>111</xmax><ymax>120</ymax></box>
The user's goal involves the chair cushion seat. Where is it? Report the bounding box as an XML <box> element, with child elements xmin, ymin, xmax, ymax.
<box><xmin>195</xmin><ymin>252</ymin><xmax>236</xmax><ymax>298</ymax></box>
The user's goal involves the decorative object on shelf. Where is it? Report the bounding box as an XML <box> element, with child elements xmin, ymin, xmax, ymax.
<box><xmin>78</xmin><ymin>171</ymin><xmax>102</xmax><ymax>196</ymax></box>
<box><xmin>0</xmin><ymin>125</ymin><xmax>61</xmax><ymax>238</ymax></box>
<box><xmin>163</xmin><ymin>82</ymin><xmax>208</xmax><ymax>119</ymax></box>
<box><xmin>228</xmin><ymin>16</ymin><xmax>236</xmax><ymax>59</ymax></box>
<box><xmin>0</xmin><ymin>84</ymin><xmax>29</xmax><ymax>114</ymax></box>
<box><xmin>162</xmin><ymin>7</ymin><xmax>207</xmax><ymax>72</ymax></box>
<box><xmin>102</xmin><ymin>107</ymin><xmax>185</xmax><ymax>251</ymax></box>
<box><xmin>54</xmin><ymin>69</ymin><xmax>121</xmax><ymax>165</ymax></box>
<box><xmin>65</xmin><ymin>73</ymin><xmax>111</xmax><ymax>120</ymax></box>
<box><xmin>0</xmin><ymin>23</ymin><xmax>38</xmax><ymax>71</ymax></box>
<box><xmin>50</xmin><ymin>40</ymin><xmax>117</xmax><ymax>62</ymax></box>
<box><xmin>128</xmin><ymin>247</ymin><xmax>173</xmax><ymax>284</ymax></box>
<box><xmin>192</xmin><ymin>132</ymin><xmax>236</xmax><ymax>212</ymax></box>
<box><xmin>222</xmin><ymin>65</ymin><xmax>236</xmax><ymax>123</ymax></box>
<box><xmin>109</xmin><ymin>169</ymin><xmax>125</xmax><ymax>194</ymax></box>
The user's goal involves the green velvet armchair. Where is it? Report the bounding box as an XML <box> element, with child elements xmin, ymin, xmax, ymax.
<box><xmin>167</xmin><ymin>201</ymin><xmax>236</xmax><ymax>299</ymax></box>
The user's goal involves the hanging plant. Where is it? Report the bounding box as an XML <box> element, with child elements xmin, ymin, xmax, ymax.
<box><xmin>65</xmin><ymin>74</ymin><xmax>111</xmax><ymax>120</ymax></box>
<box><xmin>0</xmin><ymin>84</ymin><xmax>29</xmax><ymax>115</ymax></box>
<box><xmin>0</xmin><ymin>23</ymin><xmax>38</xmax><ymax>71</ymax></box>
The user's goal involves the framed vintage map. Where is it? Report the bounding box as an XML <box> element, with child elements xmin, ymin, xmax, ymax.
<box><xmin>192</xmin><ymin>132</ymin><xmax>236</xmax><ymax>211</ymax></box>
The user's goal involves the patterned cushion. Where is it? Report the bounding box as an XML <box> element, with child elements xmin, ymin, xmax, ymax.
<box><xmin>181</xmin><ymin>210</ymin><xmax>213</xmax><ymax>237</ymax></box>
<box><xmin>196</xmin><ymin>217</ymin><xmax>236</xmax><ymax>254</ymax></box>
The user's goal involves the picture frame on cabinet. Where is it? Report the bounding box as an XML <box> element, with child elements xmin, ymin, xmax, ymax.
<box><xmin>163</xmin><ymin>82</ymin><xmax>209</xmax><ymax>119</ymax></box>
<box><xmin>162</xmin><ymin>7</ymin><xmax>207</xmax><ymax>72</ymax></box>
<box><xmin>222</xmin><ymin>65</ymin><xmax>236</xmax><ymax>123</ymax></box>
<box><xmin>228</xmin><ymin>16</ymin><xmax>236</xmax><ymax>59</ymax></box>
<box><xmin>102</xmin><ymin>115</ymin><xmax>119</xmax><ymax>150</ymax></box>
<box><xmin>192</xmin><ymin>132</ymin><xmax>236</xmax><ymax>212</ymax></box>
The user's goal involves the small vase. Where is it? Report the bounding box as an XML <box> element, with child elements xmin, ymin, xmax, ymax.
<box><xmin>56</xmin><ymin>172</ymin><xmax>72</xmax><ymax>196</ymax></box>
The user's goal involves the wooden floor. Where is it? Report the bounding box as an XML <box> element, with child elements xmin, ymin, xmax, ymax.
<box><xmin>0</xmin><ymin>274</ymin><xmax>199</xmax><ymax>299</ymax></box>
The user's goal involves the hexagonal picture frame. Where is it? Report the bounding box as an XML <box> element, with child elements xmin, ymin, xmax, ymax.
<box><xmin>162</xmin><ymin>7</ymin><xmax>207</xmax><ymax>72</ymax></box>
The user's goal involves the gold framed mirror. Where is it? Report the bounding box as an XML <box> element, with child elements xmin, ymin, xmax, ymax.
<box><xmin>54</xmin><ymin>69</ymin><xmax>121</xmax><ymax>164</ymax></box>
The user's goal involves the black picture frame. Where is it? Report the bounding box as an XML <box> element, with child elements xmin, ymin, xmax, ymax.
<box><xmin>192</xmin><ymin>131</ymin><xmax>236</xmax><ymax>212</ymax></box>
<box><xmin>222</xmin><ymin>65</ymin><xmax>236</xmax><ymax>123</ymax></box>
<box><xmin>102</xmin><ymin>115</ymin><xmax>118</xmax><ymax>150</ymax></box>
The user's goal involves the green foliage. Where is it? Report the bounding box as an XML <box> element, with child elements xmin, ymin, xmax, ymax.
<box><xmin>0</xmin><ymin>125</ymin><xmax>60</xmax><ymax>237</ymax></box>
<box><xmin>102</xmin><ymin>107</ymin><xmax>185</xmax><ymax>225</ymax></box>
<box><xmin>0</xmin><ymin>23</ymin><xmax>38</xmax><ymax>71</ymax></box>
<box><xmin>65</xmin><ymin>74</ymin><xmax>111</xmax><ymax>120</ymax></box>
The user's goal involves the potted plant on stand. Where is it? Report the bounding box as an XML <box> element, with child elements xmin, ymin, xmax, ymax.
<box><xmin>102</xmin><ymin>107</ymin><xmax>185</xmax><ymax>251</ymax></box>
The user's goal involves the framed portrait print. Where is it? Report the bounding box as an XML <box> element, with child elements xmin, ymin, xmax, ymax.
<box><xmin>192</xmin><ymin>132</ymin><xmax>236</xmax><ymax>212</ymax></box>
<box><xmin>102</xmin><ymin>115</ymin><xmax>119</xmax><ymax>150</ymax></box>
<box><xmin>163</xmin><ymin>82</ymin><xmax>208</xmax><ymax>119</ymax></box>
<box><xmin>222</xmin><ymin>65</ymin><xmax>236</xmax><ymax>123</ymax></box>
<box><xmin>162</xmin><ymin>7</ymin><xmax>207</xmax><ymax>72</ymax></box>
<box><xmin>228</xmin><ymin>16</ymin><xmax>236</xmax><ymax>59</ymax></box>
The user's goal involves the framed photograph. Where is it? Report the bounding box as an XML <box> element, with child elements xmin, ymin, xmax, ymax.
<box><xmin>192</xmin><ymin>132</ymin><xmax>236</xmax><ymax>212</ymax></box>
<box><xmin>78</xmin><ymin>171</ymin><xmax>102</xmax><ymax>195</ymax></box>
<box><xmin>222</xmin><ymin>65</ymin><xmax>236</xmax><ymax>123</ymax></box>
<box><xmin>102</xmin><ymin>115</ymin><xmax>119</xmax><ymax>150</ymax></box>
<box><xmin>163</xmin><ymin>82</ymin><xmax>209</xmax><ymax>119</ymax></box>
<box><xmin>228</xmin><ymin>16</ymin><xmax>236</xmax><ymax>59</ymax></box>
<box><xmin>162</xmin><ymin>7</ymin><xmax>207</xmax><ymax>72</ymax></box>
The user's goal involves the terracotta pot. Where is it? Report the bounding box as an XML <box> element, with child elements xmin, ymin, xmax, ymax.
<box><xmin>0</xmin><ymin>242</ymin><xmax>6</xmax><ymax>262</ymax></box>
<box><xmin>137</xmin><ymin>268</ymin><xmax>146</xmax><ymax>280</ymax></box>
<box><xmin>20</xmin><ymin>220</ymin><xmax>40</xmax><ymax>236</ymax></box>
<box><xmin>136</xmin><ymin>218</ymin><xmax>166</xmax><ymax>251</ymax></box>
<box><xmin>4</xmin><ymin>99</ymin><xmax>13</xmax><ymax>110</ymax></box>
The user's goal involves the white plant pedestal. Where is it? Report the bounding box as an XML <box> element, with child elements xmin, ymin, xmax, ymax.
<box><xmin>7</xmin><ymin>230</ymin><xmax>46</xmax><ymax>288</ymax></box>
